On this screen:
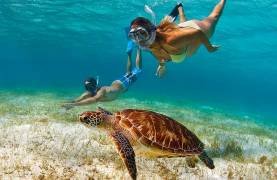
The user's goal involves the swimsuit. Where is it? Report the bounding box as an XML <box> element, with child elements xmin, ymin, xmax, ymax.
<box><xmin>119</xmin><ymin>68</ymin><xmax>142</xmax><ymax>91</ymax></box>
<box><xmin>170</xmin><ymin>20</ymin><xmax>204</xmax><ymax>63</ymax></box>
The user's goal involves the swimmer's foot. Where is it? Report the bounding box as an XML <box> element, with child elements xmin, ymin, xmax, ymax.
<box><xmin>208</xmin><ymin>45</ymin><xmax>220</xmax><ymax>52</ymax></box>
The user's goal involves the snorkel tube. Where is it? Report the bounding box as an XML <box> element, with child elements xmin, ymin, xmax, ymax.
<box><xmin>143</xmin><ymin>5</ymin><xmax>157</xmax><ymax>48</ymax></box>
<box><xmin>142</xmin><ymin>5</ymin><xmax>157</xmax><ymax>48</ymax></box>
<box><xmin>144</xmin><ymin>5</ymin><xmax>156</xmax><ymax>26</ymax></box>
<box><xmin>96</xmin><ymin>75</ymin><xmax>99</xmax><ymax>87</ymax></box>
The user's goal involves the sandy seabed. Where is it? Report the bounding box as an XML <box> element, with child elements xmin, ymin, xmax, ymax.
<box><xmin>0</xmin><ymin>92</ymin><xmax>276</xmax><ymax>179</ymax></box>
<box><xmin>0</xmin><ymin>122</ymin><xmax>276</xmax><ymax>180</ymax></box>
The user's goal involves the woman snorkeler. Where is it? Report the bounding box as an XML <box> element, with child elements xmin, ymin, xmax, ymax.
<box><xmin>129</xmin><ymin>0</ymin><xmax>226</xmax><ymax>77</ymax></box>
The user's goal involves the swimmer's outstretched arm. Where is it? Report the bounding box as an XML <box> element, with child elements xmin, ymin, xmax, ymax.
<box><xmin>135</xmin><ymin>48</ymin><xmax>142</xmax><ymax>69</ymax></box>
<box><xmin>63</xmin><ymin>89</ymin><xmax>105</xmax><ymax>108</ymax></box>
<box><xmin>156</xmin><ymin>62</ymin><xmax>166</xmax><ymax>77</ymax></box>
<box><xmin>72</xmin><ymin>92</ymin><xmax>91</xmax><ymax>103</ymax></box>
<box><xmin>126</xmin><ymin>53</ymin><xmax>132</xmax><ymax>75</ymax></box>
<box><xmin>61</xmin><ymin>92</ymin><xmax>91</xmax><ymax>109</ymax></box>
<box><xmin>73</xmin><ymin>90</ymin><xmax>104</xmax><ymax>106</ymax></box>
<box><xmin>126</xmin><ymin>44</ymin><xmax>141</xmax><ymax>74</ymax></box>
<box><xmin>126</xmin><ymin>39</ymin><xmax>136</xmax><ymax>75</ymax></box>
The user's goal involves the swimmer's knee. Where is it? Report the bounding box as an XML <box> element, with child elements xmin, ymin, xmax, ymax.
<box><xmin>209</xmin><ymin>14</ymin><xmax>219</xmax><ymax>22</ymax></box>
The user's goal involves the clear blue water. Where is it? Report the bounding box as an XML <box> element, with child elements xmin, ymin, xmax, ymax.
<box><xmin>0</xmin><ymin>2</ymin><xmax>277</xmax><ymax>177</ymax></box>
<box><xmin>0</xmin><ymin>0</ymin><xmax>277</xmax><ymax>123</ymax></box>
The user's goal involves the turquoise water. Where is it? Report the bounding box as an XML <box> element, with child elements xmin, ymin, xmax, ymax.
<box><xmin>1</xmin><ymin>0</ymin><xmax>277</xmax><ymax>123</ymax></box>
<box><xmin>0</xmin><ymin>1</ymin><xmax>277</xmax><ymax>178</ymax></box>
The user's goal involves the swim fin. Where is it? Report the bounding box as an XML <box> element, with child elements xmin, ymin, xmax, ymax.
<box><xmin>169</xmin><ymin>3</ymin><xmax>183</xmax><ymax>22</ymax></box>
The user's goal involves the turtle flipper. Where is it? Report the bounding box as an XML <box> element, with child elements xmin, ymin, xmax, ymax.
<box><xmin>186</xmin><ymin>156</ymin><xmax>198</xmax><ymax>168</ymax></box>
<box><xmin>198</xmin><ymin>151</ymin><xmax>215</xmax><ymax>169</ymax></box>
<box><xmin>110</xmin><ymin>131</ymin><xmax>137</xmax><ymax>180</ymax></box>
<box><xmin>97</xmin><ymin>106</ymin><xmax>113</xmax><ymax>115</ymax></box>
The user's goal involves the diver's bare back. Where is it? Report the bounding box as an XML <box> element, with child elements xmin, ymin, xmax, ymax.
<box><xmin>168</xmin><ymin>24</ymin><xmax>204</xmax><ymax>54</ymax></box>
<box><xmin>152</xmin><ymin>26</ymin><xmax>202</xmax><ymax>61</ymax></box>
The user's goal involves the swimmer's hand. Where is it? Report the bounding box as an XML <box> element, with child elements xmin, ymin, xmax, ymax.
<box><xmin>208</xmin><ymin>45</ymin><xmax>220</xmax><ymax>52</ymax></box>
<box><xmin>61</xmin><ymin>103</ymin><xmax>75</xmax><ymax>110</ymax></box>
<box><xmin>156</xmin><ymin>63</ymin><xmax>166</xmax><ymax>78</ymax></box>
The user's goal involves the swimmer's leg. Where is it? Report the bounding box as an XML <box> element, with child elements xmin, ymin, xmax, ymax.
<box><xmin>195</xmin><ymin>0</ymin><xmax>226</xmax><ymax>38</ymax></box>
<box><xmin>74</xmin><ymin>92</ymin><xmax>92</xmax><ymax>103</ymax></box>
<box><xmin>178</xmin><ymin>3</ymin><xmax>187</xmax><ymax>23</ymax></box>
<box><xmin>208</xmin><ymin>0</ymin><xmax>226</xmax><ymax>21</ymax></box>
<box><xmin>169</xmin><ymin>3</ymin><xmax>187</xmax><ymax>22</ymax></box>
<box><xmin>203</xmin><ymin>0</ymin><xmax>226</xmax><ymax>37</ymax></box>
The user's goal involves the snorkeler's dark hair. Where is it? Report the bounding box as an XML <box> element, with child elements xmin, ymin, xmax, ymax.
<box><xmin>130</xmin><ymin>17</ymin><xmax>155</xmax><ymax>33</ymax></box>
<box><xmin>84</xmin><ymin>77</ymin><xmax>98</xmax><ymax>92</ymax></box>
<box><xmin>85</xmin><ymin>77</ymin><xmax>97</xmax><ymax>86</ymax></box>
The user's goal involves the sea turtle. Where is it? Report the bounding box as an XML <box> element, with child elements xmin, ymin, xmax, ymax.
<box><xmin>79</xmin><ymin>107</ymin><xmax>214</xmax><ymax>179</ymax></box>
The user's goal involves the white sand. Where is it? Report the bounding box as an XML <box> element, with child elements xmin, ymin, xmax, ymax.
<box><xmin>0</xmin><ymin>122</ymin><xmax>276</xmax><ymax>180</ymax></box>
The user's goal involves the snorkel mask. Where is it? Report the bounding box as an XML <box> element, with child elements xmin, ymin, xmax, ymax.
<box><xmin>129</xmin><ymin>5</ymin><xmax>157</xmax><ymax>48</ymax></box>
<box><xmin>128</xmin><ymin>26</ymin><xmax>156</xmax><ymax>46</ymax></box>
<box><xmin>84</xmin><ymin>76</ymin><xmax>99</xmax><ymax>93</ymax></box>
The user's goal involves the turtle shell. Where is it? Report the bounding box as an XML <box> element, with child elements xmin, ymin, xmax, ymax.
<box><xmin>114</xmin><ymin>109</ymin><xmax>204</xmax><ymax>155</ymax></box>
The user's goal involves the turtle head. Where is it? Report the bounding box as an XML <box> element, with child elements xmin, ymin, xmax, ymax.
<box><xmin>79</xmin><ymin>107</ymin><xmax>113</xmax><ymax>128</ymax></box>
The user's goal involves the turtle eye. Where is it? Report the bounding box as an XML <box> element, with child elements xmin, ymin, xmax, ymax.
<box><xmin>83</xmin><ymin>116</ymin><xmax>90</xmax><ymax>124</ymax></box>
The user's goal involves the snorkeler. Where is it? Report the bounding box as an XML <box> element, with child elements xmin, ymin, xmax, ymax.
<box><xmin>128</xmin><ymin>0</ymin><xmax>226</xmax><ymax>77</ymax></box>
<box><xmin>62</xmin><ymin>48</ymin><xmax>142</xmax><ymax>109</ymax></box>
